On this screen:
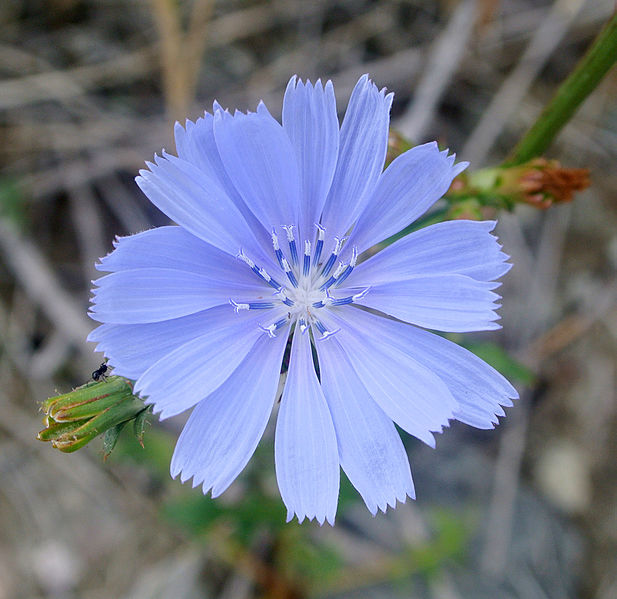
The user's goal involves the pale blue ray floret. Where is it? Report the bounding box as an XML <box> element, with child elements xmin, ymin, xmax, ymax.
<box><xmin>88</xmin><ymin>74</ymin><xmax>518</xmax><ymax>525</ymax></box>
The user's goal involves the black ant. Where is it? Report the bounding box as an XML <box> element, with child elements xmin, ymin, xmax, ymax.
<box><xmin>92</xmin><ymin>362</ymin><xmax>109</xmax><ymax>381</ymax></box>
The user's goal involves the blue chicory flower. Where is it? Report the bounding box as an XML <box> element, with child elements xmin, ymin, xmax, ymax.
<box><xmin>88</xmin><ymin>75</ymin><xmax>518</xmax><ymax>525</ymax></box>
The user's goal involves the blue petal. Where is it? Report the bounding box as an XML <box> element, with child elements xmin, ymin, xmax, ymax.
<box><xmin>170</xmin><ymin>329</ymin><xmax>289</xmax><ymax>496</ymax></box>
<box><xmin>320</xmin><ymin>75</ymin><xmax>393</xmax><ymax>238</ymax></box>
<box><xmin>136</xmin><ymin>153</ymin><xmax>265</xmax><ymax>259</ymax></box>
<box><xmin>348</xmin><ymin>143</ymin><xmax>467</xmax><ymax>252</ymax></box>
<box><xmin>282</xmin><ymin>77</ymin><xmax>339</xmax><ymax>241</ymax></box>
<box><xmin>320</xmin><ymin>310</ymin><xmax>458</xmax><ymax>447</ymax></box>
<box><xmin>88</xmin><ymin>307</ymin><xmax>226</xmax><ymax>380</ymax></box>
<box><xmin>353</xmin><ymin>274</ymin><xmax>502</xmax><ymax>333</ymax></box>
<box><xmin>329</xmin><ymin>307</ymin><xmax>518</xmax><ymax>429</ymax></box>
<box><xmin>90</xmin><ymin>268</ymin><xmax>265</xmax><ymax>324</ymax></box>
<box><xmin>214</xmin><ymin>104</ymin><xmax>301</xmax><ymax>230</ymax></box>
<box><xmin>275</xmin><ymin>331</ymin><xmax>339</xmax><ymax>525</ymax></box>
<box><xmin>97</xmin><ymin>226</ymin><xmax>266</xmax><ymax>288</ymax></box>
<box><xmin>174</xmin><ymin>116</ymin><xmax>215</xmax><ymax>175</ymax></box>
<box><xmin>174</xmin><ymin>114</ymin><xmax>274</xmax><ymax>254</ymax></box>
<box><xmin>315</xmin><ymin>338</ymin><xmax>414</xmax><ymax>514</ymax></box>
<box><xmin>346</xmin><ymin>220</ymin><xmax>511</xmax><ymax>288</ymax></box>
<box><xmin>134</xmin><ymin>307</ymin><xmax>285</xmax><ymax>418</ymax></box>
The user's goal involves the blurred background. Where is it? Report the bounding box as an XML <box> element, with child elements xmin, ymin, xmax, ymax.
<box><xmin>1</xmin><ymin>0</ymin><xmax>617</xmax><ymax>597</ymax></box>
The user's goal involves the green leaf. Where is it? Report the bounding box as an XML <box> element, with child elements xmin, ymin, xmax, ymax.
<box><xmin>465</xmin><ymin>342</ymin><xmax>535</xmax><ymax>385</ymax></box>
<box><xmin>0</xmin><ymin>178</ymin><xmax>27</xmax><ymax>229</ymax></box>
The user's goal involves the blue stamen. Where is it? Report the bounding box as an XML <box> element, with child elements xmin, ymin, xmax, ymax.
<box><xmin>238</xmin><ymin>249</ymin><xmax>282</xmax><ymax>290</ymax></box>
<box><xmin>330</xmin><ymin>296</ymin><xmax>353</xmax><ymax>306</ymax></box>
<box><xmin>259</xmin><ymin>316</ymin><xmax>289</xmax><ymax>338</ymax></box>
<box><xmin>320</xmin><ymin>262</ymin><xmax>346</xmax><ymax>291</ymax></box>
<box><xmin>320</xmin><ymin>276</ymin><xmax>337</xmax><ymax>291</ymax></box>
<box><xmin>271</xmin><ymin>230</ymin><xmax>285</xmax><ymax>270</ymax></box>
<box><xmin>281</xmin><ymin>257</ymin><xmax>298</xmax><ymax>288</ymax></box>
<box><xmin>257</xmin><ymin>267</ymin><xmax>282</xmax><ymax>291</ymax></box>
<box><xmin>330</xmin><ymin>287</ymin><xmax>370</xmax><ymax>306</ymax></box>
<box><xmin>303</xmin><ymin>240</ymin><xmax>311</xmax><ymax>277</ymax></box>
<box><xmin>320</xmin><ymin>237</ymin><xmax>343</xmax><ymax>278</ymax></box>
<box><xmin>273</xmin><ymin>316</ymin><xmax>289</xmax><ymax>328</ymax></box>
<box><xmin>314</xmin><ymin>320</ymin><xmax>327</xmax><ymax>335</ymax></box>
<box><xmin>313</xmin><ymin>319</ymin><xmax>340</xmax><ymax>341</ymax></box>
<box><xmin>283</xmin><ymin>225</ymin><xmax>298</xmax><ymax>266</ymax></box>
<box><xmin>313</xmin><ymin>224</ymin><xmax>325</xmax><ymax>266</ymax></box>
<box><xmin>230</xmin><ymin>299</ymin><xmax>276</xmax><ymax>311</ymax></box>
<box><xmin>320</xmin><ymin>254</ymin><xmax>336</xmax><ymax>278</ymax></box>
<box><xmin>277</xmin><ymin>290</ymin><xmax>295</xmax><ymax>307</ymax></box>
<box><xmin>334</xmin><ymin>247</ymin><xmax>358</xmax><ymax>287</ymax></box>
<box><xmin>248</xmin><ymin>301</ymin><xmax>276</xmax><ymax>310</ymax></box>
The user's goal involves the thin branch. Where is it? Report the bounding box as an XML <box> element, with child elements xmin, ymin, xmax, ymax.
<box><xmin>0</xmin><ymin>218</ymin><xmax>92</xmax><ymax>348</ymax></box>
<box><xmin>462</xmin><ymin>0</ymin><xmax>588</xmax><ymax>165</ymax></box>
<box><xmin>397</xmin><ymin>0</ymin><xmax>478</xmax><ymax>141</ymax></box>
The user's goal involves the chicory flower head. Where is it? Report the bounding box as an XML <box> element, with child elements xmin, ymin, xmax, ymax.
<box><xmin>89</xmin><ymin>75</ymin><xmax>517</xmax><ymax>525</ymax></box>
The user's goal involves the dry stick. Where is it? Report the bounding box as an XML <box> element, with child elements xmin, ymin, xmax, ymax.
<box><xmin>183</xmin><ymin>0</ymin><xmax>217</xmax><ymax>106</ymax></box>
<box><xmin>0</xmin><ymin>59</ymin><xmax>137</xmax><ymax>377</ymax></box>
<box><xmin>528</xmin><ymin>282</ymin><xmax>617</xmax><ymax>362</ymax></box>
<box><xmin>480</xmin><ymin>5</ymin><xmax>617</xmax><ymax>575</ymax></box>
<box><xmin>150</xmin><ymin>0</ymin><xmax>215</xmax><ymax>121</ymax></box>
<box><xmin>0</xmin><ymin>47</ymin><xmax>156</xmax><ymax>111</ymax></box>
<box><xmin>507</xmin><ymin>7</ymin><xmax>617</xmax><ymax>165</ymax></box>
<box><xmin>0</xmin><ymin>269</ymin><xmax>86</xmax><ymax>382</ymax></box>
<box><xmin>23</xmin><ymin>42</ymin><xmax>422</xmax><ymax>204</ymax></box>
<box><xmin>46</xmin><ymin>111</ymin><xmax>109</xmax><ymax>279</ymax></box>
<box><xmin>22</xmin><ymin>148</ymin><xmax>145</xmax><ymax>199</ymax></box>
<box><xmin>0</xmin><ymin>2</ymin><xmax>327</xmax><ymax>112</ymax></box>
<box><xmin>228</xmin><ymin>45</ymin><xmax>423</xmax><ymax>123</ymax></box>
<box><xmin>246</xmin><ymin>4</ymin><xmax>397</xmax><ymax>92</ymax></box>
<box><xmin>0</xmin><ymin>42</ymin><xmax>156</xmax><ymax>235</ymax></box>
<box><xmin>29</xmin><ymin>331</ymin><xmax>77</xmax><ymax>380</ymax></box>
<box><xmin>480</xmin><ymin>206</ymin><xmax>571</xmax><ymax>579</ymax></box>
<box><xmin>0</xmin><ymin>218</ymin><xmax>92</xmax><ymax>349</ymax></box>
<box><xmin>0</xmin><ymin>41</ymin><xmax>145</xmax><ymax>148</ymax></box>
<box><xmin>225</xmin><ymin>9</ymin><xmax>422</xmax><ymax>117</ymax></box>
<box><xmin>95</xmin><ymin>175</ymin><xmax>153</xmax><ymax>234</ymax></box>
<box><xmin>68</xmin><ymin>185</ymin><xmax>108</xmax><ymax>281</ymax></box>
<box><xmin>461</xmin><ymin>0</ymin><xmax>588</xmax><ymax>165</ymax></box>
<box><xmin>4</xmin><ymin>119</ymin><xmax>149</xmax><ymax>153</ymax></box>
<box><xmin>150</xmin><ymin>0</ymin><xmax>184</xmax><ymax>119</ymax></box>
<box><xmin>169</xmin><ymin>1</ymin><xmax>609</xmax><ymax>123</ymax></box>
<box><xmin>397</xmin><ymin>0</ymin><xmax>478</xmax><ymax>141</ymax></box>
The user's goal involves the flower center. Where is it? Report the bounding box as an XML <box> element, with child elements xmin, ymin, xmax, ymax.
<box><xmin>231</xmin><ymin>224</ymin><xmax>368</xmax><ymax>339</ymax></box>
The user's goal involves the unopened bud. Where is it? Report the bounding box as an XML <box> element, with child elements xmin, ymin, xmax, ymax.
<box><xmin>516</xmin><ymin>158</ymin><xmax>590</xmax><ymax>208</ymax></box>
<box><xmin>459</xmin><ymin>159</ymin><xmax>590</xmax><ymax>211</ymax></box>
<box><xmin>38</xmin><ymin>376</ymin><xmax>148</xmax><ymax>454</ymax></box>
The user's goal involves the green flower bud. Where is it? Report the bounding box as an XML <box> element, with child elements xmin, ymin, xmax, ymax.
<box><xmin>38</xmin><ymin>376</ymin><xmax>148</xmax><ymax>454</ymax></box>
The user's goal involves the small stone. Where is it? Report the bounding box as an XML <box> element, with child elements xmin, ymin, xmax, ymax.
<box><xmin>534</xmin><ymin>441</ymin><xmax>591</xmax><ymax>514</ymax></box>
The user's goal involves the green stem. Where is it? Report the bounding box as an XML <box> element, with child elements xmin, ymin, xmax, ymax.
<box><xmin>507</xmin><ymin>11</ymin><xmax>617</xmax><ymax>166</ymax></box>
